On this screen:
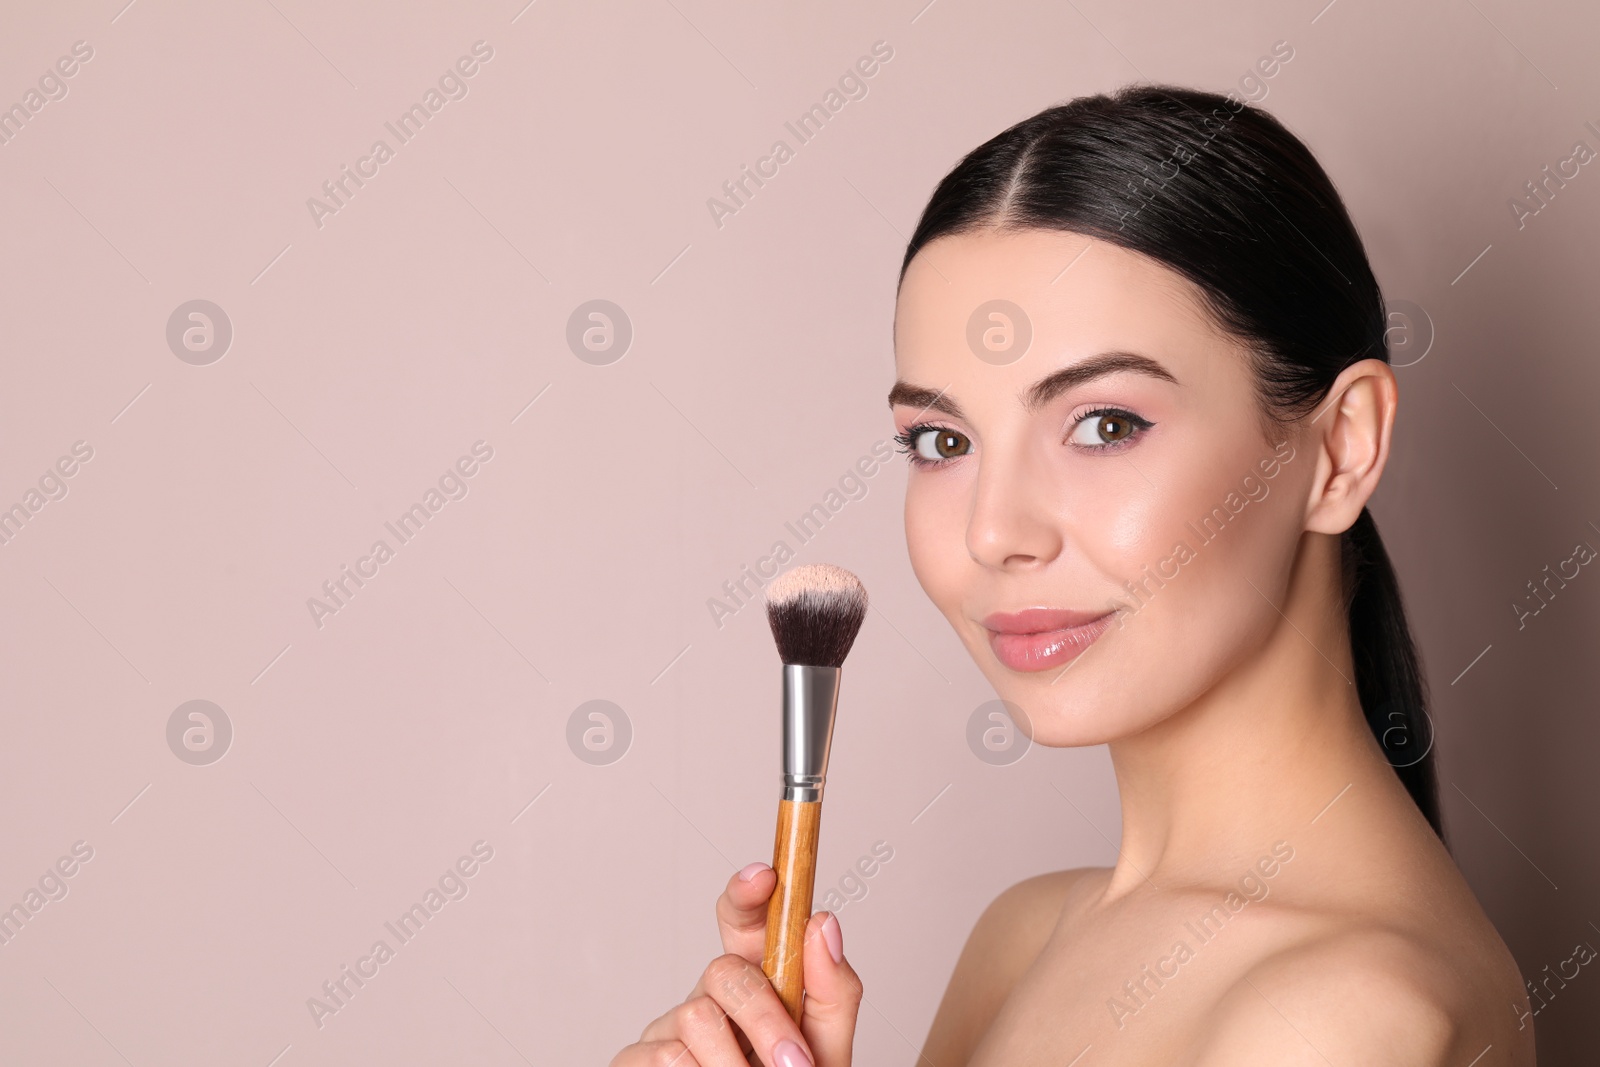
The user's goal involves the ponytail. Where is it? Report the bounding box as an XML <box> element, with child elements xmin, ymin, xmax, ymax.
<box><xmin>1342</xmin><ymin>506</ymin><xmax>1443</xmax><ymax>839</ymax></box>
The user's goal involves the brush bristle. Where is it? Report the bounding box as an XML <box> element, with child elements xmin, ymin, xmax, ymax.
<box><xmin>764</xmin><ymin>563</ymin><xmax>869</xmax><ymax>668</ymax></box>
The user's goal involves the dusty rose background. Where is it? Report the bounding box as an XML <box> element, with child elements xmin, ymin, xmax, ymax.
<box><xmin>0</xmin><ymin>0</ymin><xmax>1595</xmax><ymax>1062</ymax></box>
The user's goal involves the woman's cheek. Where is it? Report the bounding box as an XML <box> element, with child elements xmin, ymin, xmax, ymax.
<box><xmin>1095</xmin><ymin>481</ymin><xmax>1190</xmax><ymax>587</ymax></box>
<box><xmin>903</xmin><ymin>482</ymin><xmax>961</xmax><ymax>609</ymax></box>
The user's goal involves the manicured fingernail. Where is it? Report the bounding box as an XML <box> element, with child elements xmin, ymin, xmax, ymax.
<box><xmin>773</xmin><ymin>1038</ymin><xmax>812</xmax><ymax>1067</ymax></box>
<box><xmin>821</xmin><ymin>912</ymin><xmax>843</xmax><ymax>964</ymax></box>
<box><xmin>737</xmin><ymin>862</ymin><xmax>768</xmax><ymax>882</ymax></box>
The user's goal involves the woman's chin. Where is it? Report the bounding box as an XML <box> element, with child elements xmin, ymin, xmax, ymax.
<box><xmin>982</xmin><ymin>687</ymin><xmax>1156</xmax><ymax>749</ymax></box>
<box><xmin>1055</xmin><ymin>715</ymin><xmax>1152</xmax><ymax>748</ymax></box>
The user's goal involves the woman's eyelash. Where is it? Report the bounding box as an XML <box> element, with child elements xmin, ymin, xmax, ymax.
<box><xmin>1066</xmin><ymin>406</ymin><xmax>1154</xmax><ymax>450</ymax></box>
<box><xmin>892</xmin><ymin>423</ymin><xmax>966</xmax><ymax>469</ymax></box>
<box><xmin>891</xmin><ymin>424</ymin><xmax>942</xmax><ymax>452</ymax></box>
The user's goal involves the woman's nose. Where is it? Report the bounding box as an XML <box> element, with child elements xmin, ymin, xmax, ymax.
<box><xmin>964</xmin><ymin>444</ymin><xmax>1064</xmax><ymax>571</ymax></box>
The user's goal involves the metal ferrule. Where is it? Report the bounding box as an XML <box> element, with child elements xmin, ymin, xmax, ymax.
<box><xmin>780</xmin><ymin>663</ymin><xmax>841</xmax><ymax>803</ymax></box>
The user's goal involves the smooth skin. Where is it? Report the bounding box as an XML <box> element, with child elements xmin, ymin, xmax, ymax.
<box><xmin>893</xmin><ymin>228</ymin><xmax>1533</xmax><ymax>1064</ymax></box>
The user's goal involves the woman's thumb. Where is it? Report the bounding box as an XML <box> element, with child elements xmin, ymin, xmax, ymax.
<box><xmin>797</xmin><ymin>911</ymin><xmax>863</xmax><ymax>1066</ymax></box>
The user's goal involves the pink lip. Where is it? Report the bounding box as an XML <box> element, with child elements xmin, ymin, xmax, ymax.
<box><xmin>981</xmin><ymin>607</ymin><xmax>1115</xmax><ymax>672</ymax></box>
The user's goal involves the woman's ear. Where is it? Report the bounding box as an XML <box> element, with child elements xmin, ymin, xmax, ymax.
<box><xmin>1304</xmin><ymin>358</ymin><xmax>1397</xmax><ymax>536</ymax></box>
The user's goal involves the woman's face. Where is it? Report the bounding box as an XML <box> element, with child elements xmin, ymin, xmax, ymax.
<box><xmin>891</xmin><ymin>228</ymin><xmax>1311</xmax><ymax>747</ymax></box>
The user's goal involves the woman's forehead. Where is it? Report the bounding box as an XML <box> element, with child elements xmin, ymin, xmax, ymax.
<box><xmin>893</xmin><ymin>230</ymin><xmax>1231</xmax><ymax>385</ymax></box>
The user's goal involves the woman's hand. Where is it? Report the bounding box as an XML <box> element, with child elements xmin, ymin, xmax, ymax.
<box><xmin>610</xmin><ymin>861</ymin><xmax>863</xmax><ymax>1066</ymax></box>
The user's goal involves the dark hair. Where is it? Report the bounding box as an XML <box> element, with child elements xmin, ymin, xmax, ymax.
<box><xmin>897</xmin><ymin>83</ymin><xmax>1442</xmax><ymax>838</ymax></box>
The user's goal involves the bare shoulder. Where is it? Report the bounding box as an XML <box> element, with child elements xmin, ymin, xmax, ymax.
<box><xmin>1191</xmin><ymin>926</ymin><xmax>1534</xmax><ymax>1066</ymax></box>
<box><xmin>977</xmin><ymin>866</ymin><xmax>1106</xmax><ymax>944</ymax></box>
<box><xmin>919</xmin><ymin>867</ymin><xmax>1107</xmax><ymax>1066</ymax></box>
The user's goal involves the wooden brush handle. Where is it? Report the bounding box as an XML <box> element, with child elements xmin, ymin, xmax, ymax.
<box><xmin>762</xmin><ymin>798</ymin><xmax>821</xmax><ymax>1023</ymax></box>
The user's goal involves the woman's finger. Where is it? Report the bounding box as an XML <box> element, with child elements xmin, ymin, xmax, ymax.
<box><xmin>635</xmin><ymin>989</ymin><xmax>756</xmax><ymax>1067</ymax></box>
<box><xmin>716</xmin><ymin>862</ymin><xmax>777</xmax><ymax>963</ymax></box>
<box><xmin>608</xmin><ymin>1038</ymin><xmax>700</xmax><ymax>1066</ymax></box>
<box><xmin>672</xmin><ymin>953</ymin><xmax>817</xmax><ymax>1066</ymax></box>
<box><xmin>797</xmin><ymin>912</ymin><xmax>864</xmax><ymax>1067</ymax></box>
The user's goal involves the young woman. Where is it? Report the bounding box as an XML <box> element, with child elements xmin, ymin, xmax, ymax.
<box><xmin>612</xmin><ymin>84</ymin><xmax>1533</xmax><ymax>1066</ymax></box>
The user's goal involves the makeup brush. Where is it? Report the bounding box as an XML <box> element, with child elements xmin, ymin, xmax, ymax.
<box><xmin>761</xmin><ymin>563</ymin><xmax>869</xmax><ymax>1024</ymax></box>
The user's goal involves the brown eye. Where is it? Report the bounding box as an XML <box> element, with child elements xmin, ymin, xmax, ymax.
<box><xmin>897</xmin><ymin>426</ymin><xmax>972</xmax><ymax>464</ymax></box>
<box><xmin>1065</xmin><ymin>407</ymin><xmax>1151</xmax><ymax>448</ymax></box>
<box><xmin>1096</xmin><ymin>415</ymin><xmax>1133</xmax><ymax>442</ymax></box>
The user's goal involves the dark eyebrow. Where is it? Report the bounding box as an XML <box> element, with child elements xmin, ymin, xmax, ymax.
<box><xmin>885</xmin><ymin>381</ymin><xmax>960</xmax><ymax>420</ymax></box>
<box><xmin>887</xmin><ymin>350</ymin><xmax>1179</xmax><ymax>420</ymax></box>
<box><xmin>1021</xmin><ymin>351</ymin><xmax>1179</xmax><ymax>412</ymax></box>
